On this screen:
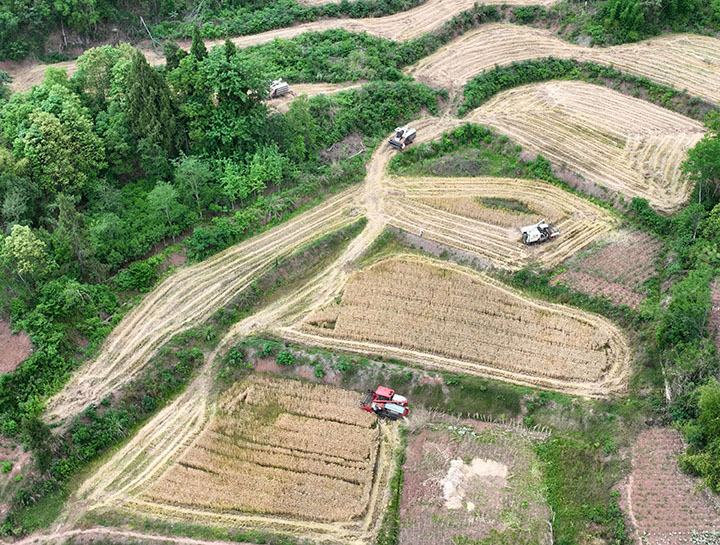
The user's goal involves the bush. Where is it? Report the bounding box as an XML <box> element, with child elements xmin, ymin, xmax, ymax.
<box><xmin>0</xmin><ymin>461</ymin><xmax>12</xmax><ymax>474</ymax></box>
<box><xmin>276</xmin><ymin>350</ymin><xmax>296</xmax><ymax>366</ymax></box>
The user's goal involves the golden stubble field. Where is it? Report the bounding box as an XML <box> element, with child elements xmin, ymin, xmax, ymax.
<box><xmin>386</xmin><ymin>175</ymin><xmax>617</xmax><ymax>269</ymax></box>
<box><xmin>285</xmin><ymin>256</ymin><xmax>631</xmax><ymax>397</ymax></box>
<box><xmin>465</xmin><ymin>81</ymin><xmax>705</xmax><ymax>213</ymax></box>
<box><xmin>92</xmin><ymin>376</ymin><xmax>399</xmax><ymax>545</ymax></box>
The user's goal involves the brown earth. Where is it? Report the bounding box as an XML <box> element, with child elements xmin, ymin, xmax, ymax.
<box><xmin>0</xmin><ymin>318</ymin><xmax>32</xmax><ymax>375</ymax></box>
<box><xmin>627</xmin><ymin>428</ymin><xmax>720</xmax><ymax>545</ymax></box>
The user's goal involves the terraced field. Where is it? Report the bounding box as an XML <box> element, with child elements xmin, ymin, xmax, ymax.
<box><xmin>466</xmin><ymin>81</ymin><xmax>705</xmax><ymax>213</ymax></box>
<box><xmin>286</xmin><ymin>256</ymin><xmax>631</xmax><ymax>397</ymax></box>
<box><xmin>386</xmin><ymin>176</ymin><xmax>616</xmax><ymax>269</ymax></box>
<box><xmin>406</xmin><ymin>23</ymin><xmax>720</xmax><ymax>104</ymax></box>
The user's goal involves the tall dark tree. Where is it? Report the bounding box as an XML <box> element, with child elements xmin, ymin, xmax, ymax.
<box><xmin>125</xmin><ymin>51</ymin><xmax>183</xmax><ymax>157</ymax></box>
<box><xmin>163</xmin><ymin>40</ymin><xmax>188</xmax><ymax>71</ymax></box>
<box><xmin>190</xmin><ymin>26</ymin><xmax>208</xmax><ymax>61</ymax></box>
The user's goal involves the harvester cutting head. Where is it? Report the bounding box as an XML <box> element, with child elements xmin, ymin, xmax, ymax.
<box><xmin>361</xmin><ymin>386</ymin><xmax>409</xmax><ymax>420</ymax></box>
<box><xmin>520</xmin><ymin>219</ymin><xmax>560</xmax><ymax>245</ymax></box>
<box><xmin>389</xmin><ymin>126</ymin><xmax>417</xmax><ymax>150</ymax></box>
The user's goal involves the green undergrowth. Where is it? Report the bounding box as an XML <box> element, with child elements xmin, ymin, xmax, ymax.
<box><xmin>375</xmin><ymin>426</ymin><xmax>408</xmax><ymax>545</ymax></box>
<box><xmin>459</xmin><ymin>57</ymin><xmax>717</xmax><ymax>118</ymax></box>
<box><xmin>80</xmin><ymin>509</ymin><xmax>304</xmax><ymax>545</ymax></box>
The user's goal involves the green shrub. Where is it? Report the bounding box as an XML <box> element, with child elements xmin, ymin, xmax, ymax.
<box><xmin>0</xmin><ymin>461</ymin><xmax>12</xmax><ymax>474</ymax></box>
<box><xmin>276</xmin><ymin>350</ymin><xmax>296</xmax><ymax>366</ymax></box>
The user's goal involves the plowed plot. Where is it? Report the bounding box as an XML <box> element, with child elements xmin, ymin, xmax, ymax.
<box><xmin>130</xmin><ymin>376</ymin><xmax>397</xmax><ymax>544</ymax></box>
<box><xmin>466</xmin><ymin>81</ymin><xmax>704</xmax><ymax>213</ymax></box>
<box><xmin>629</xmin><ymin>428</ymin><xmax>720</xmax><ymax>544</ymax></box>
<box><xmin>554</xmin><ymin>230</ymin><xmax>663</xmax><ymax>308</ymax></box>
<box><xmin>386</xmin><ymin>176</ymin><xmax>616</xmax><ymax>269</ymax></box>
<box><xmin>405</xmin><ymin>24</ymin><xmax>720</xmax><ymax>105</ymax></box>
<box><xmin>291</xmin><ymin>256</ymin><xmax>630</xmax><ymax>396</ymax></box>
<box><xmin>0</xmin><ymin>319</ymin><xmax>32</xmax><ymax>374</ymax></box>
<box><xmin>400</xmin><ymin>422</ymin><xmax>550</xmax><ymax>545</ymax></box>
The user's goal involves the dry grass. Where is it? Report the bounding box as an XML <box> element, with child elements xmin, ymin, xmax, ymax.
<box><xmin>92</xmin><ymin>376</ymin><xmax>399</xmax><ymax>545</ymax></box>
<box><xmin>386</xmin><ymin>176</ymin><xmax>616</xmax><ymax>269</ymax></box>
<box><xmin>406</xmin><ymin>23</ymin><xmax>720</xmax><ymax>105</ymax></box>
<box><xmin>465</xmin><ymin>81</ymin><xmax>704</xmax><ymax>213</ymax></box>
<box><xmin>292</xmin><ymin>256</ymin><xmax>630</xmax><ymax>397</ymax></box>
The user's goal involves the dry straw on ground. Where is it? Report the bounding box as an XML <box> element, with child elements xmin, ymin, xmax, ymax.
<box><xmin>292</xmin><ymin>256</ymin><xmax>630</xmax><ymax>397</ymax></box>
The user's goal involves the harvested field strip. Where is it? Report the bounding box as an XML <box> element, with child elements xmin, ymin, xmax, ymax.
<box><xmin>46</xmin><ymin>187</ymin><xmax>361</xmax><ymax>423</ymax></box>
<box><xmin>266</xmin><ymin>82</ymin><xmax>363</xmax><ymax>113</ymax></box>
<box><xmin>290</xmin><ymin>256</ymin><xmax>630</xmax><ymax>397</ymax></box>
<box><xmin>386</xmin><ymin>176</ymin><xmax>615</xmax><ymax>269</ymax></box>
<box><xmin>100</xmin><ymin>377</ymin><xmax>400</xmax><ymax>544</ymax></box>
<box><xmin>405</xmin><ymin>23</ymin><xmax>720</xmax><ymax>104</ymax></box>
<box><xmin>465</xmin><ymin>81</ymin><xmax>705</xmax><ymax>212</ymax></box>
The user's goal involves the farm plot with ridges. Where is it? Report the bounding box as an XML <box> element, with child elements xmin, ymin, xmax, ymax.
<box><xmin>466</xmin><ymin>81</ymin><xmax>705</xmax><ymax>213</ymax></box>
<box><xmin>400</xmin><ymin>419</ymin><xmax>551</xmax><ymax>545</ymax></box>
<box><xmin>629</xmin><ymin>428</ymin><xmax>720</xmax><ymax>545</ymax></box>
<box><xmin>288</xmin><ymin>256</ymin><xmax>631</xmax><ymax>396</ymax></box>
<box><xmin>94</xmin><ymin>376</ymin><xmax>398</xmax><ymax>545</ymax></box>
<box><xmin>386</xmin><ymin>176</ymin><xmax>616</xmax><ymax>269</ymax></box>
<box><xmin>406</xmin><ymin>24</ymin><xmax>720</xmax><ymax>105</ymax></box>
<box><xmin>554</xmin><ymin>230</ymin><xmax>664</xmax><ymax>308</ymax></box>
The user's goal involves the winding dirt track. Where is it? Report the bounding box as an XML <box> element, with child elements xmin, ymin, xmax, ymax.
<box><xmin>7</xmin><ymin>0</ymin><xmax>555</xmax><ymax>93</ymax></box>
<box><xmin>466</xmin><ymin>81</ymin><xmax>705</xmax><ymax>213</ymax></box>
<box><xmin>406</xmin><ymin>23</ymin><xmax>720</xmax><ymax>105</ymax></box>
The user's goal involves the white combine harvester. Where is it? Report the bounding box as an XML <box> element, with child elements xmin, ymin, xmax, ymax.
<box><xmin>520</xmin><ymin>220</ymin><xmax>560</xmax><ymax>245</ymax></box>
<box><xmin>267</xmin><ymin>79</ymin><xmax>291</xmax><ymax>99</ymax></box>
<box><xmin>389</xmin><ymin>126</ymin><xmax>417</xmax><ymax>150</ymax></box>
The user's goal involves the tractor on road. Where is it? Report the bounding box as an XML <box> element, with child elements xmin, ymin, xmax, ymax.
<box><xmin>389</xmin><ymin>126</ymin><xmax>417</xmax><ymax>150</ymax></box>
<box><xmin>361</xmin><ymin>386</ymin><xmax>409</xmax><ymax>420</ymax></box>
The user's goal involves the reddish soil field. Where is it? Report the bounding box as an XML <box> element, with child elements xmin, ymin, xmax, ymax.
<box><xmin>628</xmin><ymin>428</ymin><xmax>720</xmax><ymax>545</ymax></box>
<box><xmin>0</xmin><ymin>319</ymin><xmax>32</xmax><ymax>374</ymax></box>
<box><xmin>554</xmin><ymin>230</ymin><xmax>663</xmax><ymax>308</ymax></box>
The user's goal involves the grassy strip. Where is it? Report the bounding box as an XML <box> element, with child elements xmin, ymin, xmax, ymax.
<box><xmin>537</xmin><ymin>436</ymin><xmax>630</xmax><ymax>545</ymax></box>
<box><xmin>459</xmin><ymin>57</ymin><xmax>718</xmax><ymax>118</ymax></box>
<box><xmin>376</xmin><ymin>426</ymin><xmax>408</xmax><ymax>545</ymax></box>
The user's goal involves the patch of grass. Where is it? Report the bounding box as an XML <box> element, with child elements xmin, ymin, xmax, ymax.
<box><xmin>8</xmin><ymin>488</ymin><xmax>67</xmax><ymax>535</ymax></box>
<box><xmin>476</xmin><ymin>197</ymin><xmax>535</xmax><ymax>215</ymax></box>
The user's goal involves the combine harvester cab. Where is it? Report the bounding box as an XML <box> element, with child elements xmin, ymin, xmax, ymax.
<box><xmin>267</xmin><ymin>79</ymin><xmax>290</xmax><ymax>99</ymax></box>
<box><xmin>520</xmin><ymin>219</ymin><xmax>560</xmax><ymax>245</ymax></box>
<box><xmin>361</xmin><ymin>386</ymin><xmax>409</xmax><ymax>420</ymax></box>
<box><xmin>389</xmin><ymin>126</ymin><xmax>417</xmax><ymax>150</ymax></box>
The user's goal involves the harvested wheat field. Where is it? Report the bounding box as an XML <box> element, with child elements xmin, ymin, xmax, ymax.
<box><xmin>266</xmin><ymin>82</ymin><xmax>363</xmax><ymax>112</ymax></box>
<box><xmin>386</xmin><ymin>176</ymin><xmax>616</xmax><ymax>269</ymax></box>
<box><xmin>465</xmin><ymin>81</ymin><xmax>705</xmax><ymax>213</ymax></box>
<box><xmin>288</xmin><ymin>256</ymin><xmax>630</xmax><ymax>397</ymax></box>
<box><xmin>628</xmin><ymin>428</ymin><xmax>720</xmax><ymax>545</ymax></box>
<box><xmin>555</xmin><ymin>230</ymin><xmax>664</xmax><ymax>309</ymax></box>
<box><xmin>45</xmin><ymin>188</ymin><xmax>361</xmax><ymax>425</ymax></box>
<box><xmin>406</xmin><ymin>24</ymin><xmax>720</xmax><ymax>104</ymax></box>
<box><xmin>109</xmin><ymin>376</ymin><xmax>397</xmax><ymax>545</ymax></box>
<box><xmin>400</xmin><ymin>418</ymin><xmax>551</xmax><ymax>545</ymax></box>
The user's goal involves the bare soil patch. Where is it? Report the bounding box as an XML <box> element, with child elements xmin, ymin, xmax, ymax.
<box><xmin>554</xmin><ymin>230</ymin><xmax>663</xmax><ymax>308</ymax></box>
<box><xmin>0</xmin><ymin>318</ymin><xmax>32</xmax><ymax>374</ymax></box>
<box><xmin>0</xmin><ymin>436</ymin><xmax>32</xmax><ymax>518</ymax></box>
<box><xmin>629</xmin><ymin>428</ymin><xmax>720</xmax><ymax>545</ymax></box>
<box><xmin>400</xmin><ymin>421</ymin><xmax>550</xmax><ymax>545</ymax></box>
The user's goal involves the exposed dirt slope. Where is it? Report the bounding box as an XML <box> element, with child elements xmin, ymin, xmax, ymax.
<box><xmin>406</xmin><ymin>24</ymin><xmax>720</xmax><ymax>105</ymax></box>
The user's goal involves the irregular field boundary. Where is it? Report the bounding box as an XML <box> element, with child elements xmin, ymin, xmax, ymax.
<box><xmin>280</xmin><ymin>254</ymin><xmax>631</xmax><ymax>398</ymax></box>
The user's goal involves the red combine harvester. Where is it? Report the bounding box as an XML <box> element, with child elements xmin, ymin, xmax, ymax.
<box><xmin>361</xmin><ymin>386</ymin><xmax>409</xmax><ymax>420</ymax></box>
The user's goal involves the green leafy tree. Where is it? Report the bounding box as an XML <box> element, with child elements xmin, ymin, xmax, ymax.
<box><xmin>173</xmin><ymin>155</ymin><xmax>214</xmax><ymax>218</ymax></box>
<box><xmin>681</xmin><ymin>378</ymin><xmax>720</xmax><ymax>492</ymax></box>
<box><xmin>190</xmin><ymin>25</ymin><xmax>207</xmax><ymax>61</ymax></box>
<box><xmin>163</xmin><ymin>40</ymin><xmax>188</xmax><ymax>71</ymax></box>
<box><xmin>148</xmin><ymin>181</ymin><xmax>181</xmax><ymax>239</ymax></box>
<box><xmin>55</xmin><ymin>194</ymin><xmax>105</xmax><ymax>281</ymax></box>
<box><xmin>683</xmin><ymin>114</ymin><xmax>720</xmax><ymax>204</ymax></box>
<box><xmin>125</xmin><ymin>51</ymin><xmax>182</xmax><ymax>157</ymax></box>
<box><xmin>1</xmin><ymin>224</ymin><xmax>50</xmax><ymax>283</ymax></box>
<box><xmin>75</xmin><ymin>44</ymin><xmax>135</xmax><ymax>107</ymax></box>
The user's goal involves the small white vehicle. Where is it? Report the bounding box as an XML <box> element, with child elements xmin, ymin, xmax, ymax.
<box><xmin>267</xmin><ymin>79</ymin><xmax>291</xmax><ymax>99</ymax></box>
<box><xmin>520</xmin><ymin>220</ymin><xmax>560</xmax><ymax>245</ymax></box>
<box><xmin>389</xmin><ymin>126</ymin><xmax>417</xmax><ymax>150</ymax></box>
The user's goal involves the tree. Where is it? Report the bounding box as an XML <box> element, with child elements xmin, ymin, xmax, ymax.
<box><xmin>55</xmin><ymin>194</ymin><xmax>104</xmax><ymax>281</ymax></box>
<box><xmin>1</xmin><ymin>224</ymin><xmax>50</xmax><ymax>283</ymax></box>
<box><xmin>223</xmin><ymin>39</ymin><xmax>236</xmax><ymax>59</ymax></box>
<box><xmin>148</xmin><ymin>182</ymin><xmax>180</xmax><ymax>239</ymax></box>
<box><xmin>75</xmin><ymin>44</ymin><xmax>135</xmax><ymax>107</ymax></box>
<box><xmin>174</xmin><ymin>155</ymin><xmax>214</xmax><ymax>218</ymax></box>
<box><xmin>190</xmin><ymin>26</ymin><xmax>207</xmax><ymax>61</ymax></box>
<box><xmin>163</xmin><ymin>40</ymin><xmax>188</xmax><ymax>71</ymax></box>
<box><xmin>125</xmin><ymin>51</ymin><xmax>182</xmax><ymax>156</ymax></box>
<box><xmin>681</xmin><ymin>378</ymin><xmax>720</xmax><ymax>492</ymax></box>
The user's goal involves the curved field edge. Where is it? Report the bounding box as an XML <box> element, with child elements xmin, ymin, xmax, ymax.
<box><xmin>281</xmin><ymin>254</ymin><xmax>632</xmax><ymax>397</ymax></box>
